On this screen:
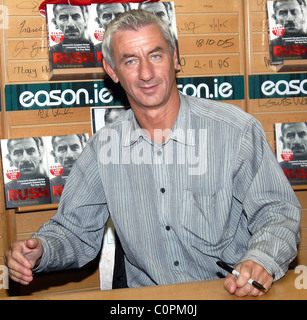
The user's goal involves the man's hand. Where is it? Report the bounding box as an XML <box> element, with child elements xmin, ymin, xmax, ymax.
<box><xmin>5</xmin><ymin>238</ymin><xmax>43</xmax><ymax>285</ymax></box>
<box><xmin>224</xmin><ymin>260</ymin><xmax>274</xmax><ymax>297</ymax></box>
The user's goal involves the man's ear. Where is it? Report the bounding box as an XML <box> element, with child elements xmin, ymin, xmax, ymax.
<box><xmin>6</xmin><ymin>154</ymin><xmax>13</xmax><ymax>167</ymax></box>
<box><xmin>173</xmin><ymin>46</ymin><xmax>180</xmax><ymax>72</ymax></box>
<box><xmin>102</xmin><ymin>58</ymin><xmax>119</xmax><ymax>83</ymax></box>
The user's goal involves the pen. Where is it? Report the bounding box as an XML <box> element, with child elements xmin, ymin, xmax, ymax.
<box><xmin>216</xmin><ymin>260</ymin><xmax>266</xmax><ymax>291</ymax></box>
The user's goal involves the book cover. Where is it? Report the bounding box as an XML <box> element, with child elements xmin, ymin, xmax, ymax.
<box><xmin>267</xmin><ymin>0</ymin><xmax>307</xmax><ymax>65</ymax></box>
<box><xmin>275</xmin><ymin>122</ymin><xmax>307</xmax><ymax>185</ymax></box>
<box><xmin>1</xmin><ymin>137</ymin><xmax>50</xmax><ymax>209</ymax></box>
<box><xmin>45</xmin><ymin>134</ymin><xmax>89</xmax><ymax>203</ymax></box>
<box><xmin>46</xmin><ymin>3</ymin><xmax>96</xmax><ymax>71</ymax></box>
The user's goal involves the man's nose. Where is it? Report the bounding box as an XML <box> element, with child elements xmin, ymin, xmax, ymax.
<box><xmin>65</xmin><ymin>147</ymin><xmax>75</xmax><ymax>158</ymax></box>
<box><xmin>286</xmin><ymin>12</ymin><xmax>295</xmax><ymax>22</ymax></box>
<box><xmin>67</xmin><ymin>16</ymin><xmax>76</xmax><ymax>27</ymax></box>
<box><xmin>293</xmin><ymin>133</ymin><xmax>301</xmax><ymax>143</ymax></box>
<box><xmin>21</xmin><ymin>151</ymin><xmax>30</xmax><ymax>162</ymax></box>
<box><xmin>139</xmin><ymin>59</ymin><xmax>154</xmax><ymax>81</ymax></box>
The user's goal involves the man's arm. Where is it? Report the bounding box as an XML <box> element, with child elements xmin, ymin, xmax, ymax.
<box><xmin>229</xmin><ymin>118</ymin><xmax>301</xmax><ymax>295</ymax></box>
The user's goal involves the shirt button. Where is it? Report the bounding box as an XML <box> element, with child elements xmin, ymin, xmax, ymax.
<box><xmin>166</xmin><ymin>226</ymin><xmax>170</xmax><ymax>231</ymax></box>
<box><xmin>174</xmin><ymin>261</ymin><xmax>179</xmax><ymax>266</ymax></box>
<box><xmin>157</xmin><ymin>150</ymin><xmax>162</xmax><ymax>156</ymax></box>
<box><xmin>160</xmin><ymin>188</ymin><xmax>165</xmax><ymax>193</ymax></box>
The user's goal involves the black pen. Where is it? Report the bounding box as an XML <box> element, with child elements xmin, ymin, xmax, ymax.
<box><xmin>216</xmin><ymin>260</ymin><xmax>266</xmax><ymax>291</ymax></box>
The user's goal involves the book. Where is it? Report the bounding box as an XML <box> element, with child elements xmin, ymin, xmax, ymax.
<box><xmin>45</xmin><ymin>134</ymin><xmax>89</xmax><ymax>203</ymax></box>
<box><xmin>1</xmin><ymin>137</ymin><xmax>51</xmax><ymax>208</ymax></box>
<box><xmin>275</xmin><ymin>122</ymin><xmax>307</xmax><ymax>185</ymax></box>
<box><xmin>0</xmin><ymin>134</ymin><xmax>89</xmax><ymax>209</ymax></box>
<box><xmin>46</xmin><ymin>4</ymin><xmax>96</xmax><ymax>72</ymax></box>
<box><xmin>267</xmin><ymin>0</ymin><xmax>307</xmax><ymax>65</ymax></box>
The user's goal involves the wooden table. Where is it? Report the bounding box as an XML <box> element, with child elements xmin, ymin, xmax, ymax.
<box><xmin>3</xmin><ymin>270</ymin><xmax>307</xmax><ymax>300</ymax></box>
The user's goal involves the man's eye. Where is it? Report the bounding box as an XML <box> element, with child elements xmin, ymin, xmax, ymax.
<box><xmin>102</xmin><ymin>13</ymin><xmax>112</xmax><ymax>20</ymax></box>
<box><xmin>13</xmin><ymin>150</ymin><xmax>23</xmax><ymax>157</ymax></box>
<box><xmin>58</xmin><ymin>146</ymin><xmax>67</xmax><ymax>153</ymax></box>
<box><xmin>286</xmin><ymin>133</ymin><xmax>295</xmax><ymax>139</ymax></box>
<box><xmin>59</xmin><ymin>15</ymin><xmax>68</xmax><ymax>21</ymax></box>
<box><xmin>126</xmin><ymin>59</ymin><xmax>135</xmax><ymax>65</ymax></box>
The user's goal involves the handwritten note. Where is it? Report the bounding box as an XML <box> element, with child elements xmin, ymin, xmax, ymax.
<box><xmin>176</xmin><ymin>15</ymin><xmax>238</xmax><ymax>34</ymax></box>
<box><xmin>8</xmin><ymin>39</ymin><xmax>48</xmax><ymax>60</ymax></box>
<box><xmin>179</xmin><ymin>55</ymin><xmax>239</xmax><ymax>75</ymax></box>
<box><xmin>8</xmin><ymin>61</ymin><xmax>49</xmax><ymax>82</ymax></box>
<box><xmin>6</xmin><ymin>0</ymin><xmax>40</xmax><ymax>16</ymax></box>
<box><xmin>7</xmin><ymin>17</ymin><xmax>47</xmax><ymax>38</ymax></box>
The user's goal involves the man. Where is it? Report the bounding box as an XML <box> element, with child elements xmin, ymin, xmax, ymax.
<box><xmin>6</xmin><ymin>10</ymin><xmax>301</xmax><ymax>297</ymax></box>
<box><xmin>49</xmin><ymin>134</ymin><xmax>87</xmax><ymax>202</ymax></box>
<box><xmin>49</xmin><ymin>4</ymin><xmax>95</xmax><ymax>68</ymax></box>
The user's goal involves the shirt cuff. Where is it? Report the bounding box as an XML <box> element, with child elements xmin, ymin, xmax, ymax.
<box><xmin>239</xmin><ymin>249</ymin><xmax>285</xmax><ymax>281</ymax></box>
<box><xmin>31</xmin><ymin>236</ymin><xmax>50</xmax><ymax>274</ymax></box>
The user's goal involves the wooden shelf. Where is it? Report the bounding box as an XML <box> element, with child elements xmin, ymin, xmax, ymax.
<box><xmin>276</xmin><ymin>59</ymin><xmax>307</xmax><ymax>72</ymax></box>
<box><xmin>49</xmin><ymin>67</ymin><xmax>105</xmax><ymax>81</ymax></box>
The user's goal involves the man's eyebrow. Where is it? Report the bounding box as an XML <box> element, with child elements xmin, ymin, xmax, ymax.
<box><xmin>120</xmin><ymin>46</ymin><xmax>165</xmax><ymax>61</ymax></box>
<box><xmin>149</xmin><ymin>46</ymin><xmax>164</xmax><ymax>54</ymax></box>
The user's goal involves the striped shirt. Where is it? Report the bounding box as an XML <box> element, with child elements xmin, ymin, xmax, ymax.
<box><xmin>33</xmin><ymin>92</ymin><xmax>301</xmax><ymax>286</ymax></box>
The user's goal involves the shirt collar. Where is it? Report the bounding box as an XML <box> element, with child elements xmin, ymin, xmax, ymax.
<box><xmin>122</xmin><ymin>92</ymin><xmax>195</xmax><ymax>147</ymax></box>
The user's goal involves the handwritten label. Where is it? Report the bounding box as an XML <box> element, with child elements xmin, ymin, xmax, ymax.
<box><xmin>179</xmin><ymin>35</ymin><xmax>239</xmax><ymax>55</ymax></box>
<box><xmin>37</xmin><ymin>107</ymin><xmax>74</xmax><ymax>119</ymax></box>
<box><xmin>179</xmin><ymin>55</ymin><xmax>240</xmax><ymax>75</ymax></box>
<box><xmin>7</xmin><ymin>18</ymin><xmax>47</xmax><ymax>38</ymax></box>
<box><xmin>8</xmin><ymin>39</ymin><xmax>48</xmax><ymax>59</ymax></box>
<box><xmin>6</xmin><ymin>0</ymin><xmax>39</xmax><ymax>16</ymax></box>
<box><xmin>8</xmin><ymin>61</ymin><xmax>49</xmax><ymax>82</ymax></box>
<box><xmin>176</xmin><ymin>15</ymin><xmax>238</xmax><ymax>34</ymax></box>
<box><xmin>256</xmin><ymin>97</ymin><xmax>307</xmax><ymax>112</ymax></box>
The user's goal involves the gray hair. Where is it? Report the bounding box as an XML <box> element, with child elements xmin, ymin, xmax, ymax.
<box><xmin>101</xmin><ymin>9</ymin><xmax>176</xmax><ymax>69</ymax></box>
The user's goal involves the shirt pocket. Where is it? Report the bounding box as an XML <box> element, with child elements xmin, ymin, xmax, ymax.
<box><xmin>181</xmin><ymin>188</ymin><xmax>234</xmax><ymax>248</ymax></box>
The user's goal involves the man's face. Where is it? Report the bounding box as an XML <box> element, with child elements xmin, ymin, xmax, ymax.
<box><xmin>53</xmin><ymin>135</ymin><xmax>83</xmax><ymax>173</ymax></box>
<box><xmin>54</xmin><ymin>5</ymin><xmax>86</xmax><ymax>42</ymax></box>
<box><xmin>275</xmin><ymin>0</ymin><xmax>305</xmax><ymax>35</ymax></box>
<box><xmin>282</xmin><ymin>123</ymin><xmax>307</xmax><ymax>159</ymax></box>
<box><xmin>103</xmin><ymin>24</ymin><xmax>179</xmax><ymax>111</ymax></box>
<box><xmin>140</xmin><ymin>3</ymin><xmax>170</xmax><ymax>26</ymax></box>
<box><xmin>97</xmin><ymin>4</ymin><xmax>125</xmax><ymax>29</ymax></box>
<box><xmin>9</xmin><ymin>138</ymin><xmax>41</xmax><ymax>178</ymax></box>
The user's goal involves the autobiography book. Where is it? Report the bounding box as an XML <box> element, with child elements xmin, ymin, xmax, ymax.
<box><xmin>275</xmin><ymin>122</ymin><xmax>307</xmax><ymax>186</ymax></box>
<box><xmin>45</xmin><ymin>134</ymin><xmax>89</xmax><ymax>203</ymax></box>
<box><xmin>267</xmin><ymin>0</ymin><xmax>307</xmax><ymax>65</ymax></box>
<box><xmin>0</xmin><ymin>134</ymin><xmax>89</xmax><ymax>209</ymax></box>
<box><xmin>0</xmin><ymin>137</ymin><xmax>51</xmax><ymax>209</ymax></box>
<box><xmin>46</xmin><ymin>3</ymin><xmax>96</xmax><ymax>72</ymax></box>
